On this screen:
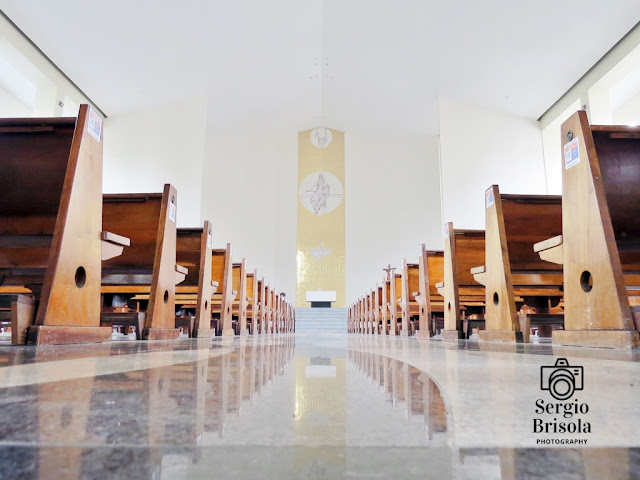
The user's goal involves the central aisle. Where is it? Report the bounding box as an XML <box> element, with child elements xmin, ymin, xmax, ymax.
<box><xmin>0</xmin><ymin>332</ymin><xmax>638</xmax><ymax>478</ymax></box>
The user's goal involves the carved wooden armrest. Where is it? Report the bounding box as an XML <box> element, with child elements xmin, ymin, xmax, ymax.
<box><xmin>101</xmin><ymin>231</ymin><xmax>131</xmax><ymax>261</ymax></box>
<box><xmin>175</xmin><ymin>264</ymin><xmax>188</xmax><ymax>285</ymax></box>
<box><xmin>471</xmin><ymin>265</ymin><xmax>486</xmax><ymax>286</ymax></box>
<box><xmin>534</xmin><ymin>235</ymin><xmax>563</xmax><ymax>265</ymax></box>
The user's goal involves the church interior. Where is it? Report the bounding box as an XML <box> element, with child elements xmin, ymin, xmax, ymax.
<box><xmin>1</xmin><ymin>1</ymin><xmax>640</xmax><ymax>478</ymax></box>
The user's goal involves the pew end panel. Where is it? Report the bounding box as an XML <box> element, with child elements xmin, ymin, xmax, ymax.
<box><xmin>220</xmin><ymin>244</ymin><xmax>235</xmax><ymax>336</ymax></box>
<box><xmin>193</xmin><ymin>221</ymin><xmax>214</xmax><ymax>338</ymax></box>
<box><xmin>399</xmin><ymin>260</ymin><xmax>411</xmax><ymax>336</ymax></box>
<box><xmin>236</xmin><ymin>259</ymin><xmax>249</xmax><ymax>337</ymax></box>
<box><xmin>442</xmin><ymin>223</ymin><xmax>462</xmax><ymax>339</ymax></box>
<box><xmin>249</xmin><ymin>270</ymin><xmax>259</xmax><ymax>335</ymax></box>
<box><xmin>445</xmin><ymin>227</ymin><xmax>487</xmax><ymax>339</ymax></box>
<box><xmin>0</xmin><ymin>106</ymin><xmax>112</xmax><ymax>345</ymax></box>
<box><xmin>479</xmin><ymin>185</ymin><xmax>520</xmax><ymax>343</ymax></box>
<box><xmin>144</xmin><ymin>184</ymin><xmax>181</xmax><ymax>340</ymax></box>
<box><xmin>554</xmin><ymin>111</ymin><xmax>640</xmax><ymax>348</ymax></box>
<box><xmin>415</xmin><ymin>245</ymin><xmax>432</xmax><ymax>338</ymax></box>
<box><xmin>101</xmin><ymin>185</ymin><xmax>181</xmax><ymax>340</ymax></box>
<box><xmin>480</xmin><ymin>186</ymin><xmax>564</xmax><ymax>343</ymax></box>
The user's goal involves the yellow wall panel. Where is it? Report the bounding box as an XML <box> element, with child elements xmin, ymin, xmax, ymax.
<box><xmin>296</xmin><ymin>128</ymin><xmax>345</xmax><ymax>307</ymax></box>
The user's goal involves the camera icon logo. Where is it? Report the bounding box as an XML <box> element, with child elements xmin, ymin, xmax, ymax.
<box><xmin>540</xmin><ymin>358</ymin><xmax>584</xmax><ymax>400</ymax></box>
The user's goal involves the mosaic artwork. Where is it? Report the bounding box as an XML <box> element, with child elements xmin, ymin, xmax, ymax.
<box><xmin>296</xmin><ymin>128</ymin><xmax>345</xmax><ymax>308</ymax></box>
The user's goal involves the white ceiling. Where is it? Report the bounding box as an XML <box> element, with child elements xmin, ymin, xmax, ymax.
<box><xmin>1</xmin><ymin>0</ymin><xmax>639</xmax><ymax>135</ymax></box>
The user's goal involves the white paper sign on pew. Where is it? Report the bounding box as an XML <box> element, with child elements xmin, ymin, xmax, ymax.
<box><xmin>485</xmin><ymin>188</ymin><xmax>494</xmax><ymax>208</ymax></box>
<box><xmin>564</xmin><ymin>138</ymin><xmax>580</xmax><ymax>170</ymax></box>
<box><xmin>88</xmin><ymin>107</ymin><xmax>102</xmax><ymax>142</ymax></box>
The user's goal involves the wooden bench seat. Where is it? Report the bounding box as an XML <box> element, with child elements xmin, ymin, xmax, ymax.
<box><xmin>398</xmin><ymin>261</ymin><xmax>421</xmax><ymax>336</ymax></box>
<box><xmin>0</xmin><ymin>105</ymin><xmax>125</xmax><ymax>345</ymax></box>
<box><xmin>246</xmin><ymin>270</ymin><xmax>258</xmax><ymax>334</ymax></box>
<box><xmin>439</xmin><ymin>223</ymin><xmax>486</xmax><ymax>340</ymax></box>
<box><xmin>536</xmin><ymin>111</ymin><xmax>640</xmax><ymax>348</ymax></box>
<box><xmin>231</xmin><ymin>260</ymin><xmax>249</xmax><ymax>336</ymax></box>
<box><xmin>412</xmin><ymin>246</ymin><xmax>444</xmax><ymax>337</ymax></box>
<box><xmin>100</xmin><ymin>185</ymin><xmax>184</xmax><ymax>340</ymax></box>
<box><xmin>211</xmin><ymin>245</ymin><xmax>236</xmax><ymax>336</ymax></box>
<box><xmin>154</xmin><ymin>242</ymin><xmax>236</xmax><ymax>336</ymax></box>
<box><xmin>476</xmin><ymin>187</ymin><xmax>563</xmax><ymax>343</ymax></box>
<box><xmin>258</xmin><ymin>278</ymin><xmax>268</xmax><ymax>334</ymax></box>
<box><xmin>381</xmin><ymin>269</ymin><xmax>397</xmax><ymax>335</ymax></box>
<box><xmin>349</xmin><ymin>249</ymin><xmax>445</xmax><ymax>337</ymax></box>
<box><xmin>174</xmin><ymin>222</ymin><xmax>215</xmax><ymax>338</ymax></box>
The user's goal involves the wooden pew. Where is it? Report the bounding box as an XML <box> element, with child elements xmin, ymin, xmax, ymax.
<box><xmin>364</xmin><ymin>291</ymin><xmax>372</xmax><ymax>334</ymax></box>
<box><xmin>265</xmin><ymin>284</ymin><xmax>274</xmax><ymax>334</ymax></box>
<box><xmin>366</xmin><ymin>289</ymin><xmax>375</xmax><ymax>334</ymax></box>
<box><xmin>192</xmin><ymin>222</ymin><xmax>216</xmax><ymax>338</ymax></box>
<box><xmin>350</xmin><ymin>301</ymin><xmax>358</xmax><ymax>333</ymax></box>
<box><xmin>381</xmin><ymin>267</ymin><xmax>397</xmax><ymax>335</ymax></box>
<box><xmin>378</xmin><ymin>284</ymin><xmax>387</xmax><ymax>335</ymax></box>
<box><xmin>285</xmin><ymin>298</ymin><xmax>293</xmax><ymax>333</ymax></box>
<box><xmin>125</xmin><ymin>221</ymin><xmax>217</xmax><ymax>338</ymax></box>
<box><xmin>351</xmin><ymin>301</ymin><xmax>358</xmax><ymax>333</ymax></box>
<box><xmin>475</xmin><ymin>186</ymin><xmax>563</xmax><ymax>343</ymax></box>
<box><xmin>0</xmin><ymin>105</ymin><xmax>128</xmax><ymax>345</ymax></box>
<box><xmin>413</xmin><ymin>245</ymin><xmax>444</xmax><ymax>338</ymax></box>
<box><xmin>371</xmin><ymin>285</ymin><xmax>381</xmax><ymax>334</ymax></box>
<box><xmin>100</xmin><ymin>184</ymin><xmax>184</xmax><ymax>340</ymax></box>
<box><xmin>271</xmin><ymin>287</ymin><xmax>280</xmax><ymax>334</ymax></box>
<box><xmin>175</xmin><ymin>222</ymin><xmax>215</xmax><ymax>338</ymax></box>
<box><xmin>399</xmin><ymin>260</ymin><xmax>421</xmax><ymax>336</ymax></box>
<box><xmin>439</xmin><ymin>224</ymin><xmax>486</xmax><ymax>339</ymax></box>
<box><xmin>357</xmin><ymin>296</ymin><xmax>365</xmax><ymax>333</ymax></box>
<box><xmin>247</xmin><ymin>270</ymin><xmax>258</xmax><ymax>334</ymax></box>
<box><xmin>272</xmin><ymin>287</ymin><xmax>280</xmax><ymax>334</ymax></box>
<box><xmin>259</xmin><ymin>278</ymin><xmax>268</xmax><ymax>334</ymax></box>
<box><xmin>288</xmin><ymin>299</ymin><xmax>295</xmax><ymax>332</ymax></box>
<box><xmin>211</xmin><ymin>244</ymin><xmax>235</xmax><ymax>336</ymax></box>
<box><xmin>232</xmin><ymin>259</ymin><xmax>250</xmax><ymax>336</ymax></box>
<box><xmin>536</xmin><ymin>111</ymin><xmax>640</xmax><ymax>348</ymax></box>
<box><xmin>261</xmin><ymin>284</ymin><xmax>271</xmax><ymax>334</ymax></box>
<box><xmin>277</xmin><ymin>295</ymin><xmax>290</xmax><ymax>334</ymax></box>
<box><xmin>256</xmin><ymin>277</ymin><xmax>265</xmax><ymax>334</ymax></box>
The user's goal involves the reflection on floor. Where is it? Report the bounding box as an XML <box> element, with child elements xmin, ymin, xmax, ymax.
<box><xmin>0</xmin><ymin>333</ymin><xmax>638</xmax><ymax>479</ymax></box>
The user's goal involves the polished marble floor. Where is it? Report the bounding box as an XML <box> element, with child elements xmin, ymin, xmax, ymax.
<box><xmin>0</xmin><ymin>333</ymin><xmax>638</xmax><ymax>479</ymax></box>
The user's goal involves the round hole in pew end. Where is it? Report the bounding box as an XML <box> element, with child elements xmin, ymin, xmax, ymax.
<box><xmin>447</xmin><ymin>302</ymin><xmax>451</xmax><ymax>311</ymax></box>
<box><xmin>580</xmin><ymin>271</ymin><xmax>593</xmax><ymax>293</ymax></box>
<box><xmin>493</xmin><ymin>292</ymin><xmax>499</xmax><ymax>306</ymax></box>
<box><xmin>75</xmin><ymin>267</ymin><xmax>86</xmax><ymax>288</ymax></box>
<box><xmin>164</xmin><ymin>290</ymin><xmax>169</xmax><ymax>304</ymax></box>
<box><xmin>205</xmin><ymin>300</ymin><xmax>209</xmax><ymax>310</ymax></box>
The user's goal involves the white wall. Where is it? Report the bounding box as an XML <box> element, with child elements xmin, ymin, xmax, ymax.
<box><xmin>103</xmin><ymin>96</ymin><xmax>207</xmax><ymax>227</ymax></box>
<box><xmin>613</xmin><ymin>90</ymin><xmax>640</xmax><ymax>124</ymax></box>
<box><xmin>541</xmin><ymin>100</ymin><xmax>581</xmax><ymax>195</ymax></box>
<box><xmin>0</xmin><ymin>85</ymin><xmax>30</xmax><ymax>116</ymax></box>
<box><xmin>438</xmin><ymin>96</ymin><xmax>547</xmax><ymax>230</ymax></box>
<box><xmin>345</xmin><ymin>133</ymin><xmax>442</xmax><ymax>302</ymax></box>
<box><xmin>200</xmin><ymin>133</ymin><xmax>298</xmax><ymax>299</ymax></box>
